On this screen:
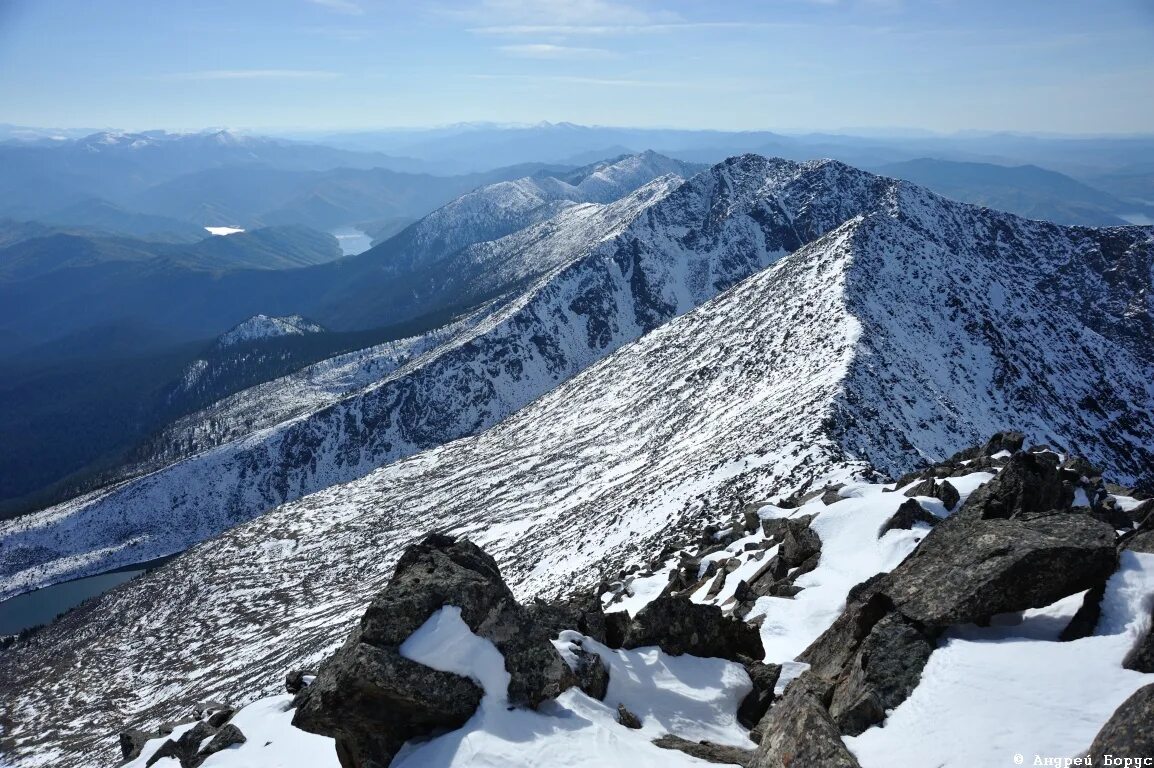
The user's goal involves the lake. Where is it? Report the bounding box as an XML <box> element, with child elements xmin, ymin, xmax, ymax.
<box><xmin>330</xmin><ymin>227</ymin><xmax>373</xmax><ymax>256</ymax></box>
<box><xmin>0</xmin><ymin>554</ymin><xmax>176</xmax><ymax>635</ymax></box>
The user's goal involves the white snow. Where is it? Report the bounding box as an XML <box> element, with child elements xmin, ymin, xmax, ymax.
<box><xmin>399</xmin><ymin>606</ymin><xmax>510</xmax><ymax>700</ymax></box>
<box><xmin>747</xmin><ymin>473</ymin><xmax>989</xmax><ymax>664</ymax></box>
<box><xmin>204</xmin><ymin>226</ymin><xmax>245</xmax><ymax>236</ymax></box>
<box><xmin>848</xmin><ymin>551</ymin><xmax>1154</xmax><ymax>767</ymax></box>
<box><xmin>216</xmin><ymin>315</ymin><xmax>324</xmax><ymax>348</ymax></box>
<box><xmin>394</xmin><ymin>627</ymin><xmax>753</xmax><ymax>768</ymax></box>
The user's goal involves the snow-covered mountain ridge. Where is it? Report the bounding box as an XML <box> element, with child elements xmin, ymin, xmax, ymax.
<box><xmin>0</xmin><ymin>156</ymin><xmax>1150</xmax><ymax>766</ymax></box>
<box><xmin>0</xmin><ymin>155</ymin><xmax>901</xmax><ymax>599</ymax></box>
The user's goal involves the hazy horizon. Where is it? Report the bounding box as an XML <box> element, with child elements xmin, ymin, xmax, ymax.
<box><xmin>2</xmin><ymin>0</ymin><xmax>1152</xmax><ymax>135</ymax></box>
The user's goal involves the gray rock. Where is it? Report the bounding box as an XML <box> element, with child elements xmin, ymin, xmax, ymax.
<box><xmin>1059</xmin><ymin>583</ymin><xmax>1106</xmax><ymax>642</ymax></box>
<box><xmin>285</xmin><ymin>669</ymin><xmax>316</xmax><ymax>695</ymax></box>
<box><xmin>878</xmin><ymin>499</ymin><xmax>938</xmax><ymax>537</ymax></box>
<box><xmin>934</xmin><ymin>480</ymin><xmax>960</xmax><ymax>511</ymax></box>
<box><xmin>568</xmin><ymin>645</ymin><xmax>609</xmax><ymax>700</ymax></box>
<box><xmin>902</xmin><ymin>477</ymin><xmax>936</xmax><ymax>498</ymax></box>
<box><xmin>960</xmin><ymin>452</ymin><xmax>1073</xmax><ymax>521</ymax></box>
<box><xmin>828</xmin><ymin>613</ymin><xmax>937</xmax><ymax>736</ymax></box>
<box><xmin>205</xmin><ymin>708</ymin><xmax>235</xmax><ymax>729</ymax></box>
<box><xmin>292</xmin><ymin>638</ymin><xmax>484</xmax><ymax>768</ymax></box>
<box><xmin>1122</xmin><ymin>603</ymin><xmax>1154</xmax><ymax>673</ymax></box>
<box><xmin>623</xmin><ymin>596</ymin><xmax>764</xmax><ymax>661</ymax></box>
<box><xmin>293</xmin><ymin>533</ymin><xmax>601</xmax><ymax>767</ymax></box>
<box><xmin>652</xmin><ymin>734</ymin><xmax>755</xmax><ymax>766</ymax></box>
<box><xmin>616</xmin><ymin>704</ymin><xmax>642</xmax><ymax>729</ymax></box>
<box><xmin>1123</xmin><ymin>530</ymin><xmax>1154</xmax><ymax>554</ymax></box>
<box><xmin>1087</xmin><ymin>683</ymin><xmax>1154</xmax><ymax>762</ymax></box>
<box><xmin>119</xmin><ymin>729</ymin><xmax>154</xmax><ymax>761</ymax></box>
<box><xmin>197</xmin><ymin>723</ymin><xmax>246</xmax><ymax>759</ymax></box>
<box><xmin>798</xmin><ymin>580</ymin><xmax>892</xmax><ymax>680</ymax></box>
<box><xmin>820</xmin><ymin>485</ymin><xmax>845</xmax><ymax>506</ymax></box>
<box><xmin>749</xmin><ymin>672</ymin><xmax>861</xmax><ymax>768</ymax></box>
<box><xmin>983</xmin><ymin>431</ymin><xmax>1025</xmax><ymax>455</ymax></box>
<box><xmin>736</xmin><ymin>660</ymin><xmax>782</xmax><ymax>730</ymax></box>
<box><xmin>779</xmin><ymin>520</ymin><xmax>821</xmax><ymax>568</ymax></box>
<box><xmin>881</xmin><ymin>509</ymin><xmax>1117</xmax><ymax>627</ymax></box>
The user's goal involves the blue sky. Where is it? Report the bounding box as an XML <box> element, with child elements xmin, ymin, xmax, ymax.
<box><xmin>1</xmin><ymin>0</ymin><xmax>1151</xmax><ymax>134</ymax></box>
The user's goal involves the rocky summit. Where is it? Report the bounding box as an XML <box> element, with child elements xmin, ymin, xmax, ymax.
<box><xmin>38</xmin><ymin>437</ymin><xmax>1153</xmax><ymax>768</ymax></box>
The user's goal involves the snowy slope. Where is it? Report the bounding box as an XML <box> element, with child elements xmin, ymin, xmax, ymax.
<box><xmin>1</xmin><ymin>165</ymin><xmax>1151</xmax><ymax>765</ymax></box>
<box><xmin>0</xmin><ymin>156</ymin><xmax>899</xmax><ymax>599</ymax></box>
<box><xmin>215</xmin><ymin>315</ymin><xmax>324</xmax><ymax>348</ymax></box>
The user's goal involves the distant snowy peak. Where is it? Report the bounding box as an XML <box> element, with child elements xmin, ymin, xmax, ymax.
<box><xmin>372</xmin><ymin>151</ymin><xmax>693</xmax><ymax>278</ymax></box>
<box><xmin>216</xmin><ymin>314</ymin><xmax>325</xmax><ymax>348</ymax></box>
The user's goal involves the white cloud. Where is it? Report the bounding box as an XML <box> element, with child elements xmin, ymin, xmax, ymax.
<box><xmin>307</xmin><ymin>0</ymin><xmax>364</xmax><ymax>15</ymax></box>
<box><xmin>160</xmin><ymin>69</ymin><xmax>342</xmax><ymax>80</ymax></box>
<box><xmin>470</xmin><ymin>21</ymin><xmax>801</xmax><ymax>36</ymax></box>
<box><xmin>443</xmin><ymin>0</ymin><xmax>679</xmax><ymax>27</ymax></box>
<box><xmin>497</xmin><ymin>43</ymin><xmax>616</xmax><ymax>59</ymax></box>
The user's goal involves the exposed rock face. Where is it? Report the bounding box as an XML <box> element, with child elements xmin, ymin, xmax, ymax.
<box><xmin>878</xmin><ymin>498</ymin><xmax>938</xmax><ymax>537</ymax></box>
<box><xmin>749</xmin><ymin>673</ymin><xmax>862</xmax><ymax>768</ymax></box>
<box><xmin>652</xmin><ymin>734</ymin><xmax>755</xmax><ymax>766</ymax></box>
<box><xmin>828</xmin><ymin>613</ymin><xmax>937</xmax><ymax>736</ymax></box>
<box><xmin>621</xmin><ymin>596</ymin><xmax>764</xmax><ymax>661</ymax></box>
<box><xmin>1122</xmin><ymin>603</ymin><xmax>1154</xmax><ymax>673</ymax></box>
<box><xmin>1087</xmin><ymin>684</ymin><xmax>1154</xmax><ymax>761</ymax></box>
<box><xmin>293</xmin><ymin>533</ymin><xmax>606</xmax><ymax>768</ymax></box>
<box><xmin>883</xmin><ymin>509</ymin><xmax>1116</xmax><ymax>626</ymax></box>
<box><xmin>959</xmin><ymin>451</ymin><xmax>1073</xmax><ymax>521</ymax></box>
<box><xmin>800</xmin><ymin>447</ymin><xmax>1119</xmax><ymax>737</ymax></box>
<box><xmin>736</xmin><ymin>661</ymin><xmax>782</xmax><ymax>730</ymax></box>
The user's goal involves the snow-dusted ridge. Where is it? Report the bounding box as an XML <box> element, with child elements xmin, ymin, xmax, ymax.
<box><xmin>2</xmin><ymin>154</ymin><xmax>1151</xmax><ymax>599</ymax></box>
<box><xmin>1</xmin><ymin>154</ymin><xmax>889</xmax><ymax>599</ymax></box>
<box><xmin>215</xmin><ymin>314</ymin><xmax>324</xmax><ymax>348</ymax></box>
<box><xmin>0</xmin><ymin>154</ymin><xmax>1151</xmax><ymax>765</ymax></box>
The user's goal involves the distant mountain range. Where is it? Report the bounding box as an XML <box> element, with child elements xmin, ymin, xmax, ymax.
<box><xmin>0</xmin><ymin>152</ymin><xmax>1150</xmax><ymax>768</ymax></box>
<box><xmin>3</xmin><ymin>154</ymin><xmax>1150</xmax><ymax>607</ymax></box>
<box><xmin>872</xmin><ymin>158</ymin><xmax>1154</xmax><ymax>226</ymax></box>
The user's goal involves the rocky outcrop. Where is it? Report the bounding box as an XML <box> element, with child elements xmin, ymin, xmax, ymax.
<box><xmin>118</xmin><ymin>705</ymin><xmax>242</xmax><ymax>768</ymax></box>
<box><xmin>959</xmin><ymin>451</ymin><xmax>1073</xmax><ymax>521</ymax></box>
<box><xmin>621</xmin><ymin>596</ymin><xmax>764</xmax><ymax>661</ymax></box>
<box><xmin>1087</xmin><ymin>684</ymin><xmax>1154</xmax><ymax>761</ymax></box>
<box><xmin>800</xmin><ymin>449</ymin><xmax>1118</xmax><ymax>737</ymax></box>
<box><xmin>749</xmin><ymin>672</ymin><xmax>862</xmax><ymax>768</ymax></box>
<box><xmin>293</xmin><ymin>533</ymin><xmax>612</xmax><ymax>767</ymax></box>
<box><xmin>652</xmin><ymin>734</ymin><xmax>756</xmax><ymax>766</ymax></box>
<box><xmin>878</xmin><ymin>498</ymin><xmax>938</xmax><ymax>537</ymax></box>
<box><xmin>827</xmin><ymin>613</ymin><xmax>937</xmax><ymax>736</ymax></box>
<box><xmin>882</xmin><ymin>507</ymin><xmax>1116</xmax><ymax>626</ymax></box>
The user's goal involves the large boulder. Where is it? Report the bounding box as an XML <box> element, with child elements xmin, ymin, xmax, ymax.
<box><xmin>749</xmin><ymin>673</ymin><xmax>861</xmax><ymax>768</ymax></box>
<box><xmin>293</xmin><ymin>638</ymin><xmax>485</xmax><ymax>768</ymax></box>
<box><xmin>881</xmin><ymin>509</ymin><xmax>1117</xmax><ymax>626</ymax></box>
<box><xmin>1087</xmin><ymin>684</ymin><xmax>1154</xmax><ymax>761</ymax></box>
<box><xmin>294</xmin><ymin>533</ymin><xmax>603</xmax><ymax>768</ymax></box>
<box><xmin>621</xmin><ymin>596</ymin><xmax>764</xmax><ymax>661</ymax></box>
<box><xmin>828</xmin><ymin>613</ymin><xmax>937</xmax><ymax>736</ymax></box>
